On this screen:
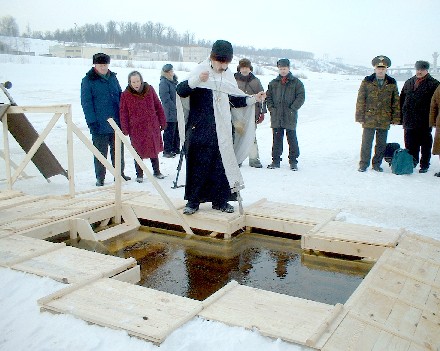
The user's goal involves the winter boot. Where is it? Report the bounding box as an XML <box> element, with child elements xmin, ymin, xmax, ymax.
<box><xmin>267</xmin><ymin>162</ymin><xmax>280</xmax><ymax>169</ymax></box>
<box><xmin>290</xmin><ymin>163</ymin><xmax>298</xmax><ymax>171</ymax></box>
<box><xmin>151</xmin><ymin>158</ymin><xmax>165</xmax><ymax>179</ymax></box>
<box><xmin>249</xmin><ymin>159</ymin><xmax>263</xmax><ymax>168</ymax></box>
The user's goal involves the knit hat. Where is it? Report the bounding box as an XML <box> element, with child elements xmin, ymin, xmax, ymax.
<box><xmin>93</xmin><ymin>53</ymin><xmax>110</xmax><ymax>64</ymax></box>
<box><xmin>162</xmin><ymin>63</ymin><xmax>173</xmax><ymax>72</ymax></box>
<box><xmin>372</xmin><ymin>55</ymin><xmax>391</xmax><ymax>68</ymax></box>
<box><xmin>277</xmin><ymin>58</ymin><xmax>290</xmax><ymax>67</ymax></box>
<box><xmin>210</xmin><ymin>40</ymin><xmax>233</xmax><ymax>63</ymax></box>
<box><xmin>415</xmin><ymin>60</ymin><xmax>430</xmax><ymax>70</ymax></box>
<box><xmin>237</xmin><ymin>58</ymin><xmax>253</xmax><ymax>72</ymax></box>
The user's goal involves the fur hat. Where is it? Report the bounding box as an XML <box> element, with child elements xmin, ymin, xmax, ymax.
<box><xmin>415</xmin><ymin>60</ymin><xmax>430</xmax><ymax>70</ymax></box>
<box><xmin>277</xmin><ymin>58</ymin><xmax>290</xmax><ymax>67</ymax></box>
<box><xmin>162</xmin><ymin>64</ymin><xmax>173</xmax><ymax>72</ymax></box>
<box><xmin>237</xmin><ymin>58</ymin><xmax>253</xmax><ymax>72</ymax></box>
<box><xmin>93</xmin><ymin>53</ymin><xmax>110</xmax><ymax>64</ymax></box>
<box><xmin>372</xmin><ymin>55</ymin><xmax>391</xmax><ymax>68</ymax></box>
<box><xmin>210</xmin><ymin>40</ymin><xmax>233</xmax><ymax>63</ymax></box>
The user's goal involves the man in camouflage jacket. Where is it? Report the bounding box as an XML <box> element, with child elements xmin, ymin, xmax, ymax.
<box><xmin>355</xmin><ymin>55</ymin><xmax>400</xmax><ymax>172</ymax></box>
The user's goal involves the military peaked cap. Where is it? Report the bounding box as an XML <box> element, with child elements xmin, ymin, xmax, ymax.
<box><xmin>372</xmin><ymin>55</ymin><xmax>391</xmax><ymax>68</ymax></box>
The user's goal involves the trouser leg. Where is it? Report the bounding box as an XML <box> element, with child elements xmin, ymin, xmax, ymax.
<box><xmin>420</xmin><ymin>127</ymin><xmax>433</xmax><ymax>169</ymax></box>
<box><xmin>163</xmin><ymin>123</ymin><xmax>173</xmax><ymax>153</ymax></box>
<box><xmin>172</xmin><ymin>122</ymin><xmax>181</xmax><ymax>153</ymax></box>
<box><xmin>92</xmin><ymin>134</ymin><xmax>109</xmax><ymax>180</ymax></box>
<box><xmin>271</xmin><ymin>128</ymin><xmax>284</xmax><ymax>163</ymax></box>
<box><xmin>134</xmin><ymin>159</ymin><xmax>143</xmax><ymax>178</ymax></box>
<box><xmin>404</xmin><ymin>129</ymin><xmax>419</xmax><ymax>166</ymax></box>
<box><xmin>371</xmin><ymin>129</ymin><xmax>388</xmax><ymax>167</ymax></box>
<box><xmin>286</xmin><ymin>129</ymin><xmax>299</xmax><ymax>165</ymax></box>
<box><xmin>151</xmin><ymin>158</ymin><xmax>160</xmax><ymax>175</ymax></box>
<box><xmin>359</xmin><ymin>128</ymin><xmax>375</xmax><ymax>169</ymax></box>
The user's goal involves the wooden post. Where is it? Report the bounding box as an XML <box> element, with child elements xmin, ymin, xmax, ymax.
<box><xmin>65</xmin><ymin>105</ymin><xmax>75</xmax><ymax>197</ymax></box>
<box><xmin>107</xmin><ymin>119</ymin><xmax>194</xmax><ymax>236</ymax></box>
<box><xmin>114</xmin><ymin>131</ymin><xmax>122</xmax><ymax>224</ymax></box>
<box><xmin>1</xmin><ymin>110</ymin><xmax>12</xmax><ymax>190</ymax></box>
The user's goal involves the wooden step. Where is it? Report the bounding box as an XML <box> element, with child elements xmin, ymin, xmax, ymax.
<box><xmin>96</xmin><ymin>223</ymin><xmax>140</xmax><ymax>241</ymax></box>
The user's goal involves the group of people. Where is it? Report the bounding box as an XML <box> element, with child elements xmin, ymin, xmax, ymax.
<box><xmin>80</xmin><ymin>53</ymin><xmax>179</xmax><ymax>185</ymax></box>
<box><xmin>355</xmin><ymin>55</ymin><xmax>440</xmax><ymax>175</ymax></box>
<box><xmin>80</xmin><ymin>41</ymin><xmax>440</xmax><ymax>218</ymax></box>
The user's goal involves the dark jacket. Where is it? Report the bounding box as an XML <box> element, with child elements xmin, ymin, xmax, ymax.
<box><xmin>400</xmin><ymin>74</ymin><xmax>440</xmax><ymax>129</ymax></box>
<box><xmin>234</xmin><ymin>72</ymin><xmax>267</xmax><ymax>121</ymax></box>
<box><xmin>159</xmin><ymin>74</ymin><xmax>178</xmax><ymax>123</ymax></box>
<box><xmin>266</xmin><ymin>72</ymin><xmax>305</xmax><ymax>130</ymax></box>
<box><xmin>81</xmin><ymin>68</ymin><xmax>122</xmax><ymax>134</ymax></box>
<box><xmin>355</xmin><ymin>74</ymin><xmax>400</xmax><ymax>129</ymax></box>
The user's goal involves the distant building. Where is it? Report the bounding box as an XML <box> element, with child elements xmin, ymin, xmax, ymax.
<box><xmin>49</xmin><ymin>45</ymin><xmax>131</xmax><ymax>60</ymax></box>
<box><xmin>181</xmin><ymin>46</ymin><xmax>210</xmax><ymax>63</ymax></box>
<box><xmin>131</xmin><ymin>49</ymin><xmax>168</xmax><ymax>61</ymax></box>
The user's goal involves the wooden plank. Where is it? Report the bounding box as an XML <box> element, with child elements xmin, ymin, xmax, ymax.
<box><xmin>0</xmin><ymin>190</ymin><xmax>24</xmax><ymax>201</ymax></box>
<box><xmin>199</xmin><ymin>284</ymin><xmax>334</xmax><ymax>345</ymax></box>
<box><xmin>11</xmin><ymin>246</ymin><xmax>136</xmax><ymax>283</ymax></box>
<box><xmin>310</xmin><ymin>221</ymin><xmax>401</xmax><ymax>247</ymax></box>
<box><xmin>302</xmin><ymin>235</ymin><xmax>387</xmax><ymax>259</ymax></box>
<box><xmin>111</xmin><ymin>265</ymin><xmax>141</xmax><ymax>284</ymax></box>
<box><xmin>96</xmin><ymin>223</ymin><xmax>140</xmax><ymax>241</ymax></box>
<box><xmin>39</xmin><ymin>278</ymin><xmax>202</xmax><ymax>344</ymax></box>
<box><xmin>0</xmin><ymin>234</ymin><xmax>65</xmax><ymax>266</ymax></box>
<box><xmin>13</xmin><ymin>205</ymin><xmax>116</xmax><ymax>240</ymax></box>
<box><xmin>245</xmin><ymin>199</ymin><xmax>337</xmax><ymax>225</ymax></box>
<box><xmin>7</xmin><ymin>105</ymin><xmax>71</xmax><ymax>114</ymax></box>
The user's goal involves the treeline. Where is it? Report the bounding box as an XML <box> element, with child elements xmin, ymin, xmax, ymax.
<box><xmin>0</xmin><ymin>15</ymin><xmax>313</xmax><ymax>60</ymax></box>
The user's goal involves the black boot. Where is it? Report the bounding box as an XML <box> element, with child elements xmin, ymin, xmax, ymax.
<box><xmin>151</xmin><ymin>158</ymin><xmax>165</xmax><ymax>179</ymax></box>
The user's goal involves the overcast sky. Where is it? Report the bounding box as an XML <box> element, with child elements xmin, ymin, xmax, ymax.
<box><xmin>2</xmin><ymin>0</ymin><xmax>438</xmax><ymax>67</ymax></box>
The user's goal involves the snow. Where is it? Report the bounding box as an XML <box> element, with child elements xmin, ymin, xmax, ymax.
<box><xmin>1</xmin><ymin>51</ymin><xmax>439</xmax><ymax>351</ymax></box>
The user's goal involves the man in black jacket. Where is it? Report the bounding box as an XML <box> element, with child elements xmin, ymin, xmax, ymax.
<box><xmin>400</xmin><ymin>60</ymin><xmax>440</xmax><ymax>173</ymax></box>
<box><xmin>266</xmin><ymin>58</ymin><xmax>305</xmax><ymax>171</ymax></box>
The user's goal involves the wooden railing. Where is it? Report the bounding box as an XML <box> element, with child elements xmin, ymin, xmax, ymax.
<box><xmin>1</xmin><ymin>104</ymin><xmax>194</xmax><ymax>235</ymax></box>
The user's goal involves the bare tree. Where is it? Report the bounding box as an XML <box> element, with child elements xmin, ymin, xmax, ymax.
<box><xmin>0</xmin><ymin>15</ymin><xmax>19</xmax><ymax>36</ymax></box>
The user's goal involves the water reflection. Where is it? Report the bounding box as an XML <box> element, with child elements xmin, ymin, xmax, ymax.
<box><xmin>80</xmin><ymin>230</ymin><xmax>372</xmax><ymax>304</ymax></box>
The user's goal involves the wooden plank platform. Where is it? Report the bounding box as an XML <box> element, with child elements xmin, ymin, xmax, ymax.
<box><xmin>199</xmin><ymin>282</ymin><xmax>337</xmax><ymax>346</ymax></box>
<box><xmin>11</xmin><ymin>245</ymin><xmax>138</xmax><ymax>284</ymax></box>
<box><xmin>38</xmin><ymin>277</ymin><xmax>202</xmax><ymax>344</ymax></box>
<box><xmin>0</xmin><ymin>234</ymin><xmax>65</xmax><ymax>266</ymax></box>
<box><xmin>245</xmin><ymin>199</ymin><xmax>338</xmax><ymax>236</ymax></box>
<box><xmin>126</xmin><ymin>192</ymin><xmax>244</xmax><ymax>238</ymax></box>
<box><xmin>302</xmin><ymin>221</ymin><xmax>402</xmax><ymax>259</ymax></box>
<box><xmin>316</xmin><ymin>233</ymin><xmax>440</xmax><ymax>350</ymax></box>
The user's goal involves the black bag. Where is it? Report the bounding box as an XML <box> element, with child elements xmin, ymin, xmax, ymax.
<box><xmin>384</xmin><ymin>142</ymin><xmax>400</xmax><ymax>166</ymax></box>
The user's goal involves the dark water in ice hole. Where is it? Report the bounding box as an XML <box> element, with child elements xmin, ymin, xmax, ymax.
<box><xmin>69</xmin><ymin>228</ymin><xmax>372</xmax><ymax>304</ymax></box>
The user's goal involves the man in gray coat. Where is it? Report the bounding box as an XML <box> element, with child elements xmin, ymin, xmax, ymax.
<box><xmin>266</xmin><ymin>58</ymin><xmax>305</xmax><ymax>170</ymax></box>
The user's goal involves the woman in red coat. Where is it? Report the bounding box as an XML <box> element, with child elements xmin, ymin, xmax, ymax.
<box><xmin>120</xmin><ymin>71</ymin><xmax>167</xmax><ymax>182</ymax></box>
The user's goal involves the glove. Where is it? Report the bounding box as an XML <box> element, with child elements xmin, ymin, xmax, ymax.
<box><xmin>256</xmin><ymin>114</ymin><xmax>265</xmax><ymax>124</ymax></box>
<box><xmin>87</xmin><ymin>122</ymin><xmax>99</xmax><ymax>135</ymax></box>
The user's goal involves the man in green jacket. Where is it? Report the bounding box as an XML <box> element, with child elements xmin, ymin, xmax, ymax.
<box><xmin>266</xmin><ymin>58</ymin><xmax>305</xmax><ymax>171</ymax></box>
<box><xmin>355</xmin><ymin>55</ymin><xmax>400</xmax><ymax>172</ymax></box>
